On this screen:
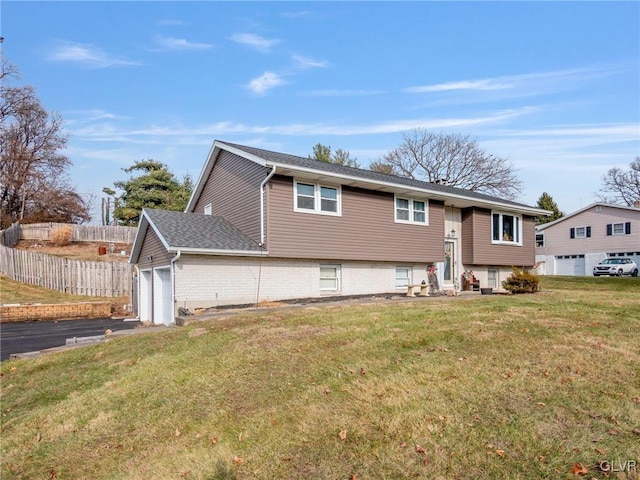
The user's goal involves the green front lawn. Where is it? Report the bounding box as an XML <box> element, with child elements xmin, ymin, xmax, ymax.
<box><xmin>1</xmin><ymin>276</ymin><xmax>639</xmax><ymax>479</ymax></box>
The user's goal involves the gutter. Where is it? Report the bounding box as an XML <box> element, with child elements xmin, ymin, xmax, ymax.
<box><xmin>260</xmin><ymin>165</ymin><xmax>277</xmax><ymax>246</ymax></box>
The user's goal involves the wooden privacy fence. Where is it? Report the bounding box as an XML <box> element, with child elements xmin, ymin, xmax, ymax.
<box><xmin>0</xmin><ymin>223</ymin><xmax>22</xmax><ymax>248</ymax></box>
<box><xmin>0</xmin><ymin>244</ymin><xmax>133</xmax><ymax>298</ymax></box>
<box><xmin>16</xmin><ymin>223</ymin><xmax>137</xmax><ymax>244</ymax></box>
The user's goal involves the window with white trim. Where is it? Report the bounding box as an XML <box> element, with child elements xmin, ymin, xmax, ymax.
<box><xmin>570</xmin><ymin>226</ymin><xmax>591</xmax><ymax>239</ymax></box>
<box><xmin>535</xmin><ymin>233</ymin><xmax>544</xmax><ymax>247</ymax></box>
<box><xmin>395</xmin><ymin>196</ymin><xmax>428</xmax><ymax>225</ymax></box>
<box><xmin>395</xmin><ymin>267</ymin><xmax>412</xmax><ymax>288</ymax></box>
<box><xmin>492</xmin><ymin>211</ymin><xmax>522</xmax><ymax>245</ymax></box>
<box><xmin>608</xmin><ymin>222</ymin><xmax>629</xmax><ymax>235</ymax></box>
<box><xmin>294</xmin><ymin>180</ymin><xmax>341</xmax><ymax>215</ymax></box>
<box><xmin>320</xmin><ymin>265</ymin><xmax>341</xmax><ymax>291</ymax></box>
<box><xmin>204</xmin><ymin>203</ymin><xmax>212</xmax><ymax>215</ymax></box>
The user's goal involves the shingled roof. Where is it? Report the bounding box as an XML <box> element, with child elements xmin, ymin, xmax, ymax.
<box><xmin>218</xmin><ymin>141</ymin><xmax>538</xmax><ymax>211</ymax></box>
<box><xmin>130</xmin><ymin>209</ymin><xmax>264</xmax><ymax>263</ymax></box>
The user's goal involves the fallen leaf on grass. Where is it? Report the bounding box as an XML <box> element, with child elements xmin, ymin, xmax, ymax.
<box><xmin>174</xmin><ymin>428</ymin><xmax>181</xmax><ymax>437</ymax></box>
<box><xmin>607</xmin><ymin>429</ymin><xmax>619</xmax><ymax>436</ymax></box>
<box><xmin>415</xmin><ymin>445</ymin><xmax>426</xmax><ymax>455</ymax></box>
<box><xmin>180</xmin><ymin>470</ymin><xmax>191</xmax><ymax>477</ymax></box>
<box><xmin>233</xmin><ymin>456</ymin><xmax>244</xmax><ymax>465</ymax></box>
<box><xmin>339</xmin><ymin>430</ymin><xmax>347</xmax><ymax>441</ymax></box>
<box><xmin>495</xmin><ymin>449</ymin><xmax>505</xmax><ymax>457</ymax></box>
<box><xmin>360</xmin><ymin>367</ymin><xmax>366</xmax><ymax>376</ymax></box>
<box><xmin>210</xmin><ymin>436</ymin><xmax>218</xmax><ymax>444</ymax></box>
<box><xmin>570</xmin><ymin>463</ymin><xmax>588</xmax><ymax>475</ymax></box>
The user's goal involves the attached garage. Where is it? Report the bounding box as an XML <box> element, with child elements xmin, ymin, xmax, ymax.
<box><xmin>130</xmin><ymin>209</ymin><xmax>267</xmax><ymax>325</ymax></box>
<box><xmin>555</xmin><ymin>255</ymin><xmax>585</xmax><ymax>276</ymax></box>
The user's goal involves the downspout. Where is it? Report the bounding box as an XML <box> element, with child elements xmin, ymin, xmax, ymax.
<box><xmin>256</xmin><ymin>166</ymin><xmax>275</xmax><ymax>307</ymax></box>
<box><xmin>260</xmin><ymin>166</ymin><xmax>276</xmax><ymax>246</ymax></box>
<box><xmin>171</xmin><ymin>250</ymin><xmax>181</xmax><ymax>322</ymax></box>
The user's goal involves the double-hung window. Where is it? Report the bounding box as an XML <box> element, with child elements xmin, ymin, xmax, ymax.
<box><xmin>570</xmin><ymin>226</ymin><xmax>591</xmax><ymax>239</ymax></box>
<box><xmin>295</xmin><ymin>180</ymin><xmax>341</xmax><ymax>216</ymax></box>
<box><xmin>492</xmin><ymin>211</ymin><xmax>522</xmax><ymax>245</ymax></box>
<box><xmin>395</xmin><ymin>267</ymin><xmax>412</xmax><ymax>288</ymax></box>
<box><xmin>320</xmin><ymin>265</ymin><xmax>340</xmax><ymax>291</ymax></box>
<box><xmin>607</xmin><ymin>222</ymin><xmax>631</xmax><ymax>236</ymax></box>
<box><xmin>395</xmin><ymin>196</ymin><xmax>428</xmax><ymax>225</ymax></box>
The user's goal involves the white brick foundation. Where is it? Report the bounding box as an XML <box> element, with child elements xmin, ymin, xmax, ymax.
<box><xmin>173</xmin><ymin>255</ymin><xmax>432</xmax><ymax>310</ymax></box>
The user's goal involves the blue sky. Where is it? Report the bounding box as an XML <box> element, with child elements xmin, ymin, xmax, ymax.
<box><xmin>2</xmin><ymin>1</ymin><xmax>639</xmax><ymax>221</ymax></box>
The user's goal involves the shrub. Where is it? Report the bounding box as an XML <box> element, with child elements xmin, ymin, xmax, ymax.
<box><xmin>502</xmin><ymin>267</ymin><xmax>540</xmax><ymax>294</ymax></box>
<box><xmin>51</xmin><ymin>226</ymin><xmax>73</xmax><ymax>246</ymax></box>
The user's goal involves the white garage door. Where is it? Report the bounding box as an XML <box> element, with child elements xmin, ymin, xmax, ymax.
<box><xmin>139</xmin><ymin>269</ymin><xmax>152</xmax><ymax>323</ymax></box>
<box><xmin>153</xmin><ymin>267</ymin><xmax>173</xmax><ymax>325</ymax></box>
<box><xmin>556</xmin><ymin>255</ymin><xmax>585</xmax><ymax>276</ymax></box>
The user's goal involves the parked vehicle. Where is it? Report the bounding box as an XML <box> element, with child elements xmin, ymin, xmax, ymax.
<box><xmin>592</xmin><ymin>257</ymin><xmax>638</xmax><ymax>277</ymax></box>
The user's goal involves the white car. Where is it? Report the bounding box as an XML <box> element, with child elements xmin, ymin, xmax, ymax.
<box><xmin>593</xmin><ymin>257</ymin><xmax>639</xmax><ymax>277</ymax></box>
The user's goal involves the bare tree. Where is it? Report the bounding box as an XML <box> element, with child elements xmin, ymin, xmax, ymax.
<box><xmin>0</xmin><ymin>60</ymin><xmax>90</xmax><ymax>227</ymax></box>
<box><xmin>597</xmin><ymin>157</ymin><xmax>640</xmax><ymax>207</ymax></box>
<box><xmin>377</xmin><ymin>129</ymin><xmax>523</xmax><ymax>200</ymax></box>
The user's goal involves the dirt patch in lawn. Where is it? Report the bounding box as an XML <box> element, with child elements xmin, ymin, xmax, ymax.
<box><xmin>13</xmin><ymin>239</ymin><xmax>131</xmax><ymax>263</ymax></box>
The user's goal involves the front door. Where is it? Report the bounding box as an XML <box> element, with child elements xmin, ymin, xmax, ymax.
<box><xmin>442</xmin><ymin>239</ymin><xmax>457</xmax><ymax>287</ymax></box>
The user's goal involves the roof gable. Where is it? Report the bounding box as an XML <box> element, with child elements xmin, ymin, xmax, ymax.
<box><xmin>186</xmin><ymin>140</ymin><xmax>551</xmax><ymax>217</ymax></box>
<box><xmin>130</xmin><ymin>209</ymin><xmax>264</xmax><ymax>263</ymax></box>
<box><xmin>536</xmin><ymin>202</ymin><xmax>640</xmax><ymax>231</ymax></box>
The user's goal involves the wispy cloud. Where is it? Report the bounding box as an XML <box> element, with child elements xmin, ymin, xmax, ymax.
<box><xmin>154</xmin><ymin>35</ymin><xmax>214</xmax><ymax>51</ymax></box>
<box><xmin>69</xmin><ymin>107</ymin><xmax>535</xmax><ymax>141</ymax></box>
<box><xmin>292</xmin><ymin>54</ymin><xmax>328</xmax><ymax>69</ymax></box>
<box><xmin>246</xmin><ymin>72</ymin><xmax>287</xmax><ymax>94</ymax></box>
<box><xmin>501</xmin><ymin>123</ymin><xmax>639</xmax><ymax>139</ymax></box>
<box><xmin>281</xmin><ymin>11</ymin><xmax>313</xmax><ymax>19</ymax></box>
<box><xmin>298</xmin><ymin>89</ymin><xmax>385</xmax><ymax>97</ymax></box>
<box><xmin>230</xmin><ymin>33</ymin><xmax>280</xmax><ymax>52</ymax></box>
<box><xmin>405</xmin><ymin>65</ymin><xmax>626</xmax><ymax>95</ymax></box>
<box><xmin>48</xmin><ymin>41</ymin><xmax>142</xmax><ymax>68</ymax></box>
<box><xmin>64</xmin><ymin>109</ymin><xmax>130</xmax><ymax>124</ymax></box>
<box><xmin>407</xmin><ymin>79</ymin><xmax>512</xmax><ymax>93</ymax></box>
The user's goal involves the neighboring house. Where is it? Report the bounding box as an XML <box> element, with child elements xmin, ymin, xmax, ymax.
<box><xmin>130</xmin><ymin>140</ymin><xmax>549</xmax><ymax>325</ymax></box>
<box><xmin>535</xmin><ymin>203</ymin><xmax>640</xmax><ymax>276</ymax></box>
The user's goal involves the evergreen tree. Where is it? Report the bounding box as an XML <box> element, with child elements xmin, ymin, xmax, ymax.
<box><xmin>309</xmin><ymin>143</ymin><xmax>360</xmax><ymax>168</ymax></box>
<box><xmin>535</xmin><ymin>192</ymin><xmax>564</xmax><ymax>225</ymax></box>
<box><xmin>108</xmin><ymin>159</ymin><xmax>193</xmax><ymax>226</ymax></box>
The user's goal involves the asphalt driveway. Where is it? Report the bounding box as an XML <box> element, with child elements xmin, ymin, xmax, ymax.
<box><xmin>0</xmin><ymin>318</ymin><xmax>140</xmax><ymax>361</ymax></box>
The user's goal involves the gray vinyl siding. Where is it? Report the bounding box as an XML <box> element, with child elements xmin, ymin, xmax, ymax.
<box><xmin>192</xmin><ymin>150</ymin><xmax>268</xmax><ymax>243</ymax></box>
<box><xmin>266</xmin><ymin>175</ymin><xmax>445</xmax><ymax>262</ymax></box>
<box><xmin>138</xmin><ymin>224</ymin><xmax>173</xmax><ymax>269</ymax></box>
<box><xmin>461</xmin><ymin>207</ymin><xmax>535</xmax><ymax>266</ymax></box>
